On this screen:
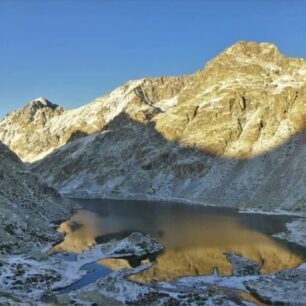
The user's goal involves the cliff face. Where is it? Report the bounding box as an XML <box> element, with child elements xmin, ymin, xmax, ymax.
<box><xmin>0</xmin><ymin>141</ymin><xmax>72</xmax><ymax>254</ymax></box>
<box><xmin>1</xmin><ymin>41</ymin><xmax>306</xmax><ymax>211</ymax></box>
<box><xmin>153</xmin><ymin>42</ymin><xmax>306</xmax><ymax>158</ymax></box>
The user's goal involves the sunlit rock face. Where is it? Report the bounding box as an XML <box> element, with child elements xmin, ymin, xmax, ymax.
<box><xmin>0</xmin><ymin>141</ymin><xmax>72</xmax><ymax>254</ymax></box>
<box><xmin>1</xmin><ymin>41</ymin><xmax>306</xmax><ymax>210</ymax></box>
<box><xmin>0</xmin><ymin>98</ymin><xmax>66</xmax><ymax>162</ymax></box>
<box><xmin>1</xmin><ymin>42</ymin><xmax>305</xmax><ymax>161</ymax></box>
<box><xmin>0</xmin><ymin>78</ymin><xmax>187</xmax><ymax>163</ymax></box>
<box><xmin>154</xmin><ymin>42</ymin><xmax>306</xmax><ymax>158</ymax></box>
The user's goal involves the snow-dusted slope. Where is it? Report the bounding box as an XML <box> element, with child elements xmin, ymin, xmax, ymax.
<box><xmin>1</xmin><ymin>41</ymin><xmax>306</xmax><ymax>211</ymax></box>
<box><xmin>0</xmin><ymin>141</ymin><xmax>72</xmax><ymax>254</ymax></box>
<box><xmin>0</xmin><ymin>77</ymin><xmax>187</xmax><ymax>162</ymax></box>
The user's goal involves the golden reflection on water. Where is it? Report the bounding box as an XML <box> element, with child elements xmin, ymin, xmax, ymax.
<box><xmin>52</xmin><ymin>201</ymin><xmax>306</xmax><ymax>283</ymax></box>
<box><xmin>99</xmin><ymin>229</ymin><xmax>304</xmax><ymax>283</ymax></box>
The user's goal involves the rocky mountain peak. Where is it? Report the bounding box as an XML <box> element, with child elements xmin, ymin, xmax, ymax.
<box><xmin>1</xmin><ymin>97</ymin><xmax>65</xmax><ymax>125</ymax></box>
<box><xmin>201</xmin><ymin>41</ymin><xmax>289</xmax><ymax>78</ymax></box>
<box><xmin>24</xmin><ymin>97</ymin><xmax>64</xmax><ymax>120</ymax></box>
<box><xmin>0</xmin><ymin>97</ymin><xmax>66</xmax><ymax>161</ymax></box>
<box><xmin>28</xmin><ymin>97</ymin><xmax>59</xmax><ymax>110</ymax></box>
<box><xmin>224</xmin><ymin>41</ymin><xmax>280</xmax><ymax>58</ymax></box>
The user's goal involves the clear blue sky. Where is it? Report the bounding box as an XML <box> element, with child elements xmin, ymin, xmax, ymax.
<box><xmin>0</xmin><ymin>0</ymin><xmax>306</xmax><ymax>118</ymax></box>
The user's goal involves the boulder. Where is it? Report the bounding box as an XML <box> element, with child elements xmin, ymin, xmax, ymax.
<box><xmin>224</xmin><ymin>252</ymin><xmax>261</xmax><ymax>276</ymax></box>
<box><xmin>245</xmin><ymin>268</ymin><xmax>306</xmax><ymax>305</ymax></box>
<box><xmin>101</xmin><ymin>232</ymin><xmax>163</xmax><ymax>258</ymax></box>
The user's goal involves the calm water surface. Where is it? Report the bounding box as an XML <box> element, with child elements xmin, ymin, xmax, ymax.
<box><xmin>53</xmin><ymin>198</ymin><xmax>306</xmax><ymax>283</ymax></box>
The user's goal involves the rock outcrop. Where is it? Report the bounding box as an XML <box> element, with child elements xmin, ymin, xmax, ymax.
<box><xmin>244</xmin><ymin>267</ymin><xmax>306</xmax><ymax>305</ymax></box>
<box><xmin>1</xmin><ymin>41</ymin><xmax>306</xmax><ymax>211</ymax></box>
<box><xmin>0</xmin><ymin>141</ymin><xmax>72</xmax><ymax>254</ymax></box>
<box><xmin>100</xmin><ymin>232</ymin><xmax>163</xmax><ymax>259</ymax></box>
<box><xmin>224</xmin><ymin>252</ymin><xmax>261</xmax><ymax>276</ymax></box>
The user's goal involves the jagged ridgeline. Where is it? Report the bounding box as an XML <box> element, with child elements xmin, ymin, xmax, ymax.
<box><xmin>1</xmin><ymin>41</ymin><xmax>306</xmax><ymax>211</ymax></box>
<box><xmin>0</xmin><ymin>141</ymin><xmax>72</xmax><ymax>254</ymax></box>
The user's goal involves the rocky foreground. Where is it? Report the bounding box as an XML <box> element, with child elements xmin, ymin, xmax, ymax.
<box><xmin>1</xmin><ymin>41</ymin><xmax>305</xmax><ymax>211</ymax></box>
<box><xmin>1</xmin><ymin>228</ymin><xmax>306</xmax><ymax>306</ymax></box>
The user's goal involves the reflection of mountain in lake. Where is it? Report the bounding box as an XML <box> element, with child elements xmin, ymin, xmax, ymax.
<box><xmin>51</xmin><ymin>199</ymin><xmax>306</xmax><ymax>282</ymax></box>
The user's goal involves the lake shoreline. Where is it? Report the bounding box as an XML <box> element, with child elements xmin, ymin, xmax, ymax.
<box><xmin>61</xmin><ymin>191</ymin><xmax>306</xmax><ymax>217</ymax></box>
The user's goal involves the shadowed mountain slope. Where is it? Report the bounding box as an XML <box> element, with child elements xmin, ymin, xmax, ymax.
<box><xmin>30</xmin><ymin>112</ymin><xmax>306</xmax><ymax>211</ymax></box>
<box><xmin>0</xmin><ymin>141</ymin><xmax>72</xmax><ymax>254</ymax></box>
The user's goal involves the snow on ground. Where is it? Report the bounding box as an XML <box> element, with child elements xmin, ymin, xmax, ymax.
<box><xmin>273</xmin><ymin>218</ymin><xmax>306</xmax><ymax>247</ymax></box>
<box><xmin>168</xmin><ymin>274</ymin><xmax>260</xmax><ymax>292</ymax></box>
<box><xmin>272</xmin><ymin>74</ymin><xmax>305</xmax><ymax>94</ymax></box>
<box><xmin>0</xmin><ymin>234</ymin><xmax>162</xmax><ymax>304</ymax></box>
<box><xmin>156</xmin><ymin>96</ymin><xmax>178</xmax><ymax>111</ymax></box>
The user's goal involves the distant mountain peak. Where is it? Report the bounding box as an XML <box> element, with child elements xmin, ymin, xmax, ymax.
<box><xmin>28</xmin><ymin>97</ymin><xmax>59</xmax><ymax>110</ymax></box>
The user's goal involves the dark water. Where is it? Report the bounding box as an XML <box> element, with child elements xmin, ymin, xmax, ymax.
<box><xmin>56</xmin><ymin>259</ymin><xmax>111</xmax><ymax>294</ymax></box>
<box><xmin>53</xmin><ymin>198</ymin><xmax>306</xmax><ymax>285</ymax></box>
<box><xmin>43</xmin><ymin>253</ymin><xmax>111</xmax><ymax>302</ymax></box>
